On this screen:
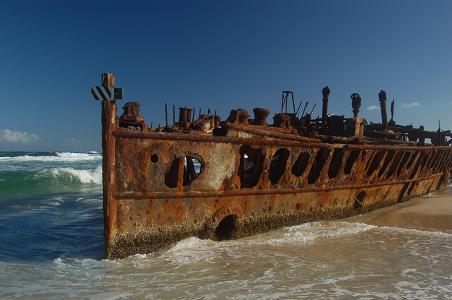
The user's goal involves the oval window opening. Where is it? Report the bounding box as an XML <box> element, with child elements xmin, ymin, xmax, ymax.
<box><xmin>344</xmin><ymin>150</ymin><xmax>360</xmax><ymax>175</ymax></box>
<box><xmin>292</xmin><ymin>152</ymin><xmax>310</xmax><ymax>177</ymax></box>
<box><xmin>238</xmin><ymin>145</ymin><xmax>264</xmax><ymax>188</ymax></box>
<box><xmin>268</xmin><ymin>148</ymin><xmax>290</xmax><ymax>185</ymax></box>
<box><xmin>183</xmin><ymin>154</ymin><xmax>204</xmax><ymax>186</ymax></box>
<box><xmin>367</xmin><ymin>150</ymin><xmax>386</xmax><ymax>177</ymax></box>
<box><xmin>164</xmin><ymin>154</ymin><xmax>205</xmax><ymax>188</ymax></box>
<box><xmin>308</xmin><ymin>148</ymin><xmax>330</xmax><ymax>184</ymax></box>
<box><xmin>328</xmin><ymin>148</ymin><xmax>344</xmax><ymax>179</ymax></box>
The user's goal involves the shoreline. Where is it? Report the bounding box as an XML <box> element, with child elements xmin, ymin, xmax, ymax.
<box><xmin>347</xmin><ymin>185</ymin><xmax>452</xmax><ymax>232</ymax></box>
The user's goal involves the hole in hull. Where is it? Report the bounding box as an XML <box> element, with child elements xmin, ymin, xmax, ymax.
<box><xmin>433</xmin><ymin>151</ymin><xmax>447</xmax><ymax>173</ymax></box>
<box><xmin>426</xmin><ymin>151</ymin><xmax>440</xmax><ymax>173</ymax></box>
<box><xmin>183</xmin><ymin>154</ymin><xmax>204</xmax><ymax>186</ymax></box>
<box><xmin>410</xmin><ymin>151</ymin><xmax>427</xmax><ymax>179</ymax></box>
<box><xmin>367</xmin><ymin>150</ymin><xmax>386</xmax><ymax>177</ymax></box>
<box><xmin>269</xmin><ymin>148</ymin><xmax>290</xmax><ymax>184</ymax></box>
<box><xmin>164</xmin><ymin>154</ymin><xmax>205</xmax><ymax>188</ymax></box>
<box><xmin>308</xmin><ymin>148</ymin><xmax>330</xmax><ymax>184</ymax></box>
<box><xmin>397</xmin><ymin>152</ymin><xmax>412</xmax><ymax>177</ymax></box>
<box><xmin>239</xmin><ymin>145</ymin><xmax>264</xmax><ymax>188</ymax></box>
<box><xmin>165</xmin><ymin>158</ymin><xmax>181</xmax><ymax>188</ymax></box>
<box><xmin>378</xmin><ymin>150</ymin><xmax>395</xmax><ymax>178</ymax></box>
<box><xmin>292</xmin><ymin>152</ymin><xmax>310</xmax><ymax>177</ymax></box>
<box><xmin>215</xmin><ymin>215</ymin><xmax>238</xmax><ymax>240</ymax></box>
<box><xmin>386</xmin><ymin>151</ymin><xmax>405</xmax><ymax>179</ymax></box>
<box><xmin>405</xmin><ymin>151</ymin><xmax>418</xmax><ymax>170</ymax></box>
<box><xmin>328</xmin><ymin>148</ymin><xmax>344</xmax><ymax>179</ymax></box>
<box><xmin>344</xmin><ymin>150</ymin><xmax>360</xmax><ymax>175</ymax></box>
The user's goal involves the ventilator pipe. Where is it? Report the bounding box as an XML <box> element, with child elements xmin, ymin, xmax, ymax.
<box><xmin>378</xmin><ymin>90</ymin><xmax>388</xmax><ymax>131</ymax></box>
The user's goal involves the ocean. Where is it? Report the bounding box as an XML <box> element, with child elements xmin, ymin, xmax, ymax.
<box><xmin>0</xmin><ymin>151</ymin><xmax>451</xmax><ymax>299</ymax></box>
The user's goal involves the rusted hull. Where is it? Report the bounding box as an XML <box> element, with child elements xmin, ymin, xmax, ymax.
<box><xmin>105</xmin><ymin>129</ymin><xmax>451</xmax><ymax>258</ymax></box>
<box><xmin>93</xmin><ymin>73</ymin><xmax>452</xmax><ymax>259</ymax></box>
<box><xmin>109</xmin><ymin>177</ymin><xmax>442</xmax><ymax>258</ymax></box>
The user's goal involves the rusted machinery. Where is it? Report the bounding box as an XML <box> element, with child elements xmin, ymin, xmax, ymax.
<box><xmin>92</xmin><ymin>73</ymin><xmax>452</xmax><ymax>259</ymax></box>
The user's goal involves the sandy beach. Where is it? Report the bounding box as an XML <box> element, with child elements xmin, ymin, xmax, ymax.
<box><xmin>349</xmin><ymin>185</ymin><xmax>452</xmax><ymax>232</ymax></box>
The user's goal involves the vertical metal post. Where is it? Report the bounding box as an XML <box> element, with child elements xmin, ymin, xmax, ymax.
<box><xmin>390</xmin><ymin>99</ymin><xmax>395</xmax><ymax>123</ymax></box>
<box><xmin>101</xmin><ymin>73</ymin><xmax>118</xmax><ymax>258</ymax></box>
<box><xmin>285</xmin><ymin>96</ymin><xmax>288</xmax><ymax>113</ymax></box>
<box><xmin>351</xmin><ymin>93</ymin><xmax>361</xmax><ymax>118</ymax></box>
<box><xmin>165</xmin><ymin>104</ymin><xmax>168</xmax><ymax>127</ymax></box>
<box><xmin>172</xmin><ymin>104</ymin><xmax>176</xmax><ymax>125</ymax></box>
<box><xmin>281</xmin><ymin>92</ymin><xmax>284</xmax><ymax>113</ymax></box>
<box><xmin>379</xmin><ymin>90</ymin><xmax>388</xmax><ymax>131</ymax></box>
<box><xmin>321</xmin><ymin>86</ymin><xmax>330</xmax><ymax>128</ymax></box>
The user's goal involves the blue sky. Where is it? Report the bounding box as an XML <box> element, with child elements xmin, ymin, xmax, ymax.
<box><xmin>0</xmin><ymin>0</ymin><xmax>451</xmax><ymax>151</ymax></box>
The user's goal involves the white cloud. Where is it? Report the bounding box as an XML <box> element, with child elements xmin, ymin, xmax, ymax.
<box><xmin>400</xmin><ymin>101</ymin><xmax>421</xmax><ymax>109</ymax></box>
<box><xmin>367</xmin><ymin>105</ymin><xmax>379</xmax><ymax>111</ymax></box>
<box><xmin>0</xmin><ymin>128</ymin><xmax>39</xmax><ymax>144</ymax></box>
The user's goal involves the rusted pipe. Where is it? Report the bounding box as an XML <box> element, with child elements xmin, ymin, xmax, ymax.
<box><xmin>172</xmin><ymin>104</ymin><xmax>176</xmax><ymax>125</ymax></box>
<box><xmin>165</xmin><ymin>104</ymin><xmax>168</xmax><ymax>127</ymax></box>
<box><xmin>351</xmin><ymin>93</ymin><xmax>361</xmax><ymax>118</ymax></box>
<box><xmin>322</xmin><ymin>86</ymin><xmax>330</xmax><ymax>128</ymax></box>
<box><xmin>379</xmin><ymin>90</ymin><xmax>388</xmax><ymax>131</ymax></box>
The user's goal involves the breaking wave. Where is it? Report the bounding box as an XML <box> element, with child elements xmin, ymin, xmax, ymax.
<box><xmin>0</xmin><ymin>151</ymin><xmax>101</xmax><ymax>162</ymax></box>
<box><xmin>0</xmin><ymin>166</ymin><xmax>102</xmax><ymax>196</ymax></box>
<box><xmin>46</xmin><ymin>166</ymin><xmax>102</xmax><ymax>184</ymax></box>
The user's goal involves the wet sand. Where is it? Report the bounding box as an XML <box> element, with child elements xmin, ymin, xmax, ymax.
<box><xmin>348</xmin><ymin>185</ymin><xmax>452</xmax><ymax>232</ymax></box>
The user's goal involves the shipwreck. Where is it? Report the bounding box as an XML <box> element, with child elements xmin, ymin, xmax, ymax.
<box><xmin>92</xmin><ymin>73</ymin><xmax>452</xmax><ymax>259</ymax></box>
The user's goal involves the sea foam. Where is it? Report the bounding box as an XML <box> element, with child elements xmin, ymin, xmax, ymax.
<box><xmin>377</xmin><ymin>225</ymin><xmax>452</xmax><ymax>238</ymax></box>
<box><xmin>0</xmin><ymin>152</ymin><xmax>101</xmax><ymax>162</ymax></box>
<box><xmin>266</xmin><ymin>221</ymin><xmax>376</xmax><ymax>245</ymax></box>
